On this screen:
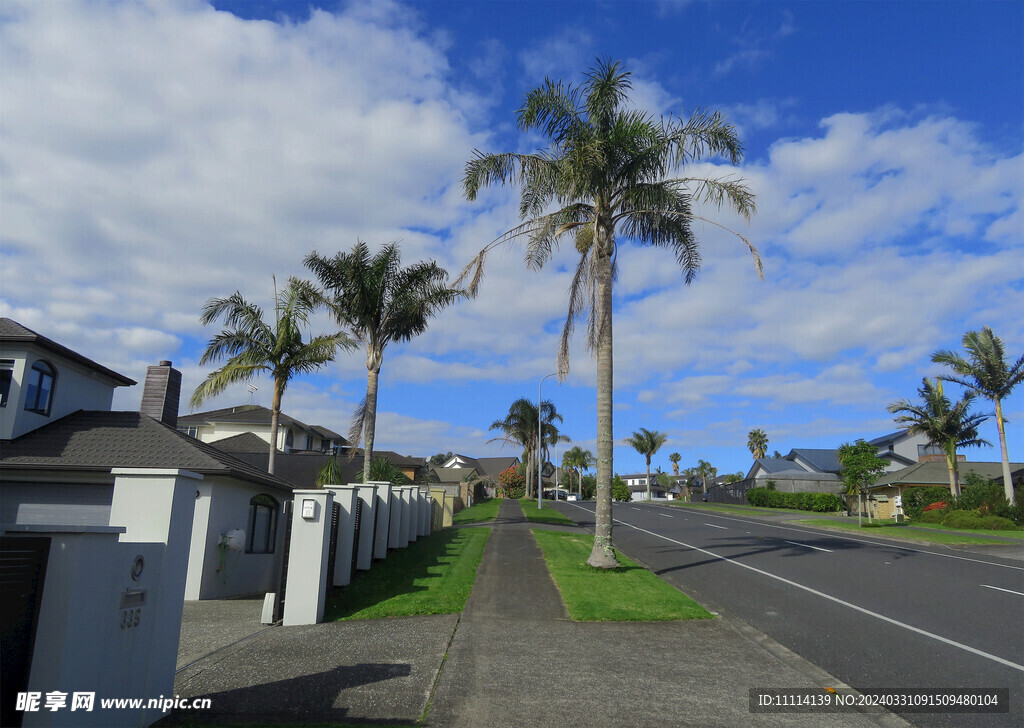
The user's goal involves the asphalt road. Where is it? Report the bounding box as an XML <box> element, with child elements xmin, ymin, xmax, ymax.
<box><xmin>558</xmin><ymin>500</ymin><xmax>1024</xmax><ymax>728</ymax></box>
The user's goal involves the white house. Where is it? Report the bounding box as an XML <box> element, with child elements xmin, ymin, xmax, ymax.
<box><xmin>177</xmin><ymin>404</ymin><xmax>345</xmax><ymax>453</ymax></box>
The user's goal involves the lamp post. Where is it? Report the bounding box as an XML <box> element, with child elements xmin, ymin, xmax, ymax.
<box><xmin>538</xmin><ymin>372</ymin><xmax>557</xmax><ymax>510</ymax></box>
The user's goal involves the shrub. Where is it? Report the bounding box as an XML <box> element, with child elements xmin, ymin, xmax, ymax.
<box><xmin>498</xmin><ymin>465</ymin><xmax>525</xmax><ymax>499</ymax></box>
<box><xmin>904</xmin><ymin>486</ymin><xmax>953</xmax><ymax>519</ymax></box>
<box><xmin>941</xmin><ymin>510</ymin><xmax>986</xmax><ymax>530</ymax></box>
<box><xmin>745</xmin><ymin>488</ymin><xmax>841</xmax><ymax>512</ymax></box>
<box><xmin>611</xmin><ymin>475</ymin><xmax>631</xmax><ymax>502</ymax></box>
<box><xmin>922</xmin><ymin>501</ymin><xmax>947</xmax><ymax>512</ymax></box>
<box><xmin>978</xmin><ymin>514</ymin><xmax>1021</xmax><ymax>531</ymax></box>
<box><xmin>916</xmin><ymin>508</ymin><xmax>947</xmax><ymax>523</ymax></box>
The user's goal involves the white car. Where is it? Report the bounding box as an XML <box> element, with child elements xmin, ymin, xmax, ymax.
<box><xmin>565</xmin><ymin>493</ymin><xmax>579</xmax><ymax>501</ymax></box>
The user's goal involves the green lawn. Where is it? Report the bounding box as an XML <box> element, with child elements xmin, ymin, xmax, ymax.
<box><xmin>667</xmin><ymin>501</ymin><xmax>823</xmax><ymax>516</ymax></box>
<box><xmin>324</xmin><ymin>528</ymin><xmax>489</xmax><ymax>620</ymax></box>
<box><xmin>531</xmin><ymin>530</ymin><xmax>713</xmax><ymax>621</ymax></box>
<box><xmin>518</xmin><ymin>499</ymin><xmax>575</xmax><ymax>525</ymax></box>
<box><xmin>900</xmin><ymin>522</ymin><xmax>1024</xmax><ymax>539</ymax></box>
<box><xmin>796</xmin><ymin>519</ymin><xmax>1017</xmax><ymax>545</ymax></box>
<box><xmin>452</xmin><ymin>497</ymin><xmax>501</xmax><ymax>525</ymax></box>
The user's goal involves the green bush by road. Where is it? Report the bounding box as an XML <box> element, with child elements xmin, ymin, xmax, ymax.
<box><xmin>532</xmin><ymin>530</ymin><xmax>713</xmax><ymax>621</ymax></box>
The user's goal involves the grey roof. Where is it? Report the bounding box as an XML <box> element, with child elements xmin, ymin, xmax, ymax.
<box><xmin>868</xmin><ymin>430</ymin><xmax>908</xmax><ymax>447</ymax></box>
<box><xmin>0</xmin><ymin>318</ymin><xmax>135</xmax><ymax>386</ymax></box>
<box><xmin>787</xmin><ymin>449</ymin><xmax>842</xmax><ymax>474</ymax></box>
<box><xmin>472</xmin><ymin>456</ymin><xmax>519</xmax><ymax>478</ymax></box>
<box><xmin>208</xmin><ymin>431</ymin><xmax>271</xmax><ymax>454</ymax></box>
<box><xmin>753</xmin><ymin>458</ymin><xmax>801</xmax><ymax>474</ymax></box>
<box><xmin>226</xmin><ymin>449</ymin><xmax>425</xmax><ymax>489</ymax></box>
<box><xmin>177</xmin><ymin>404</ymin><xmax>311</xmax><ymax>429</ymax></box>
<box><xmin>310</xmin><ymin>424</ymin><xmax>345</xmax><ymax>442</ymax></box>
<box><xmin>430</xmin><ymin>466</ymin><xmax>478</xmax><ymax>483</ymax></box>
<box><xmin>0</xmin><ymin>410</ymin><xmax>292</xmax><ymax>491</ymax></box>
<box><xmin>870</xmin><ymin>461</ymin><xmax>1024</xmax><ymax>488</ymax></box>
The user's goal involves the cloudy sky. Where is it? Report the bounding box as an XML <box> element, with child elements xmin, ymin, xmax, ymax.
<box><xmin>2</xmin><ymin>0</ymin><xmax>1021</xmax><ymax>477</ymax></box>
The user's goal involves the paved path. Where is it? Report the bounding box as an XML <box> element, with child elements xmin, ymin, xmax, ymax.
<box><xmin>166</xmin><ymin>499</ymin><xmax>911</xmax><ymax>727</ymax></box>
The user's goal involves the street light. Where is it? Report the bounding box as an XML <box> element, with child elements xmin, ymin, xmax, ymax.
<box><xmin>538</xmin><ymin>372</ymin><xmax>558</xmax><ymax>511</ymax></box>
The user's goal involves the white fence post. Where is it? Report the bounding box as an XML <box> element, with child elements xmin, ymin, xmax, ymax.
<box><xmin>399</xmin><ymin>486</ymin><xmax>413</xmax><ymax>546</ymax></box>
<box><xmin>283</xmin><ymin>489</ymin><xmax>333</xmax><ymax>626</ymax></box>
<box><xmin>323</xmin><ymin>486</ymin><xmax>356</xmax><ymax>587</ymax></box>
<box><xmin>388</xmin><ymin>484</ymin><xmax>403</xmax><ymax>549</ymax></box>
<box><xmin>353</xmin><ymin>484</ymin><xmax>378</xmax><ymax>571</ymax></box>
<box><xmin>372</xmin><ymin>482</ymin><xmax>392</xmax><ymax>559</ymax></box>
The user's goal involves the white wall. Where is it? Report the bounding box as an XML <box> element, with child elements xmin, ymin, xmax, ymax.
<box><xmin>1</xmin><ymin>344</ymin><xmax>123</xmax><ymax>440</ymax></box>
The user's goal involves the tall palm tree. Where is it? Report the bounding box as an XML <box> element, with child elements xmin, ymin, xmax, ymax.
<box><xmin>888</xmin><ymin>378</ymin><xmax>990</xmax><ymax>498</ymax></box>
<box><xmin>191</xmin><ymin>277</ymin><xmax>353</xmax><ymax>475</ymax></box>
<box><xmin>695</xmin><ymin>459</ymin><xmax>717</xmax><ymax>496</ymax></box>
<box><xmin>489</xmin><ymin>398</ymin><xmax>569</xmax><ymax>498</ymax></box>
<box><xmin>305</xmin><ymin>242</ymin><xmax>460</xmax><ymax>483</ymax></box>
<box><xmin>562</xmin><ymin>445</ymin><xmax>596</xmax><ymax>497</ymax></box>
<box><xmin>626</xmin><ymin>428</ymin><xmax>668</xmax><ymax>501</ymax></box>
<box><xmin>933</xmin><ymin>327</ymin><xmax>1023</xmax><ymax>505</ymax></box>
<box><xmin>747</xmin><ymin>428</ymin><xmax>768</xmax><ymax>460</ymax></box>
<box><xmin>668</xmin><ymin>452</ymin><xmax>681</xmax><ymax>477</ymax></box>
<box><xmin>462</xmin><ymin>60</ymin><xmax>759</xmax><ymax>567</ymax></box>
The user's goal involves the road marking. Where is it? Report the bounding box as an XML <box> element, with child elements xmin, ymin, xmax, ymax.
<box><xmin>593</xmin><ymin>510</ymin><xmax>1024</xmax><ymax>674</ymax></box>
<box><xmin>659</xmin><ymin>507</ymin><xmax>1024</xmax><ymax>571</ymax></box>
<box><xmin>981</xmin><ymin>584</ymin><xmax>1024</xmax><ymax>597</ymax></box>
<box><xmin>660</xmin><ymin>513</ymin><xmax>673</xmax><ymax>518</ymax></box>
<box><xmin>784</xmin><ymin>540</ymin><xmax>833</xmax><ymax>553</ymax></box>
<box><xmin>631</xmin><ymin>507</ymin><xmax>641</xmax><ymax>511</ymax></box>
<box><xmin>704</xmin><ymin>523</ymin><xmax>728</xmax><ymax>529</ymax></box>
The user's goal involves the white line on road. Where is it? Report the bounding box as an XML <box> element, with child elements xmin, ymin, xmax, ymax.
<box><xmin>981</xmin><ymin>584</ymin><xmax>1024</xmax><ymax>597</ymax></box>
<box><xmin>660</xmin><ymin>513</ymin><xmax>673</xmax><ymax>518</ymax></box>
<box><xmin>579</xmin><ymin>506</ymin><xmax>1024</xmax><ymax>674</ymax></box>
<box><xmin>704</xmin><ymin>523</ymin><xmax>728</xmax><ymax>529</ymax></box>
<box><xmin>631</xmin><ymin>507</ymin><xmax>641</xmax><ymax>511</ymax></box>
<box><xmin>784</xmin><ymin>540</ymin><xmax>833</xmax><ymax>553</ymax></box>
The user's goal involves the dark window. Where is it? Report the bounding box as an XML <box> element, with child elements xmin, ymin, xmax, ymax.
<box><xmin>176</xmin><ymin>425</ymin><xmax>200</xmax><ymax>438</ymax></box>
<box><xmin>918</xmin><ymin>443</ymin><xmax>944</xmax><ymax>457</ymax></box>
<box><xmin>304</xmin><ymin>434</ymin><xmax>313</xmax><ymax>450</ymax></box>
<box><xmin>24</xmin><ymin>361</ymin><xmax>56</xmax><ymax>415</ymax></box>
<box><xmin>0</xmin><ymin>359</ymin><xmax>12</xmax><ymax>407</ymax></box>
<box><xmin>284</xmin><ymin>429</ymin><xmax>294</xmax><ymax>450</ymax></box>
<box><xmin>246</xmin><ymin>494</ymin><xmax>279</xmax><ymax>554</ymax></box>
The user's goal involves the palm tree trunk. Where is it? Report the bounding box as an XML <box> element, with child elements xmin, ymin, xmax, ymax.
<box><xmin>362</xmin><ymin>363</ymin><xmax>381</xmax><ymax>483</ymax></box>
<box><xmin>269</xmin><ymin>380</ymin><xmax>283</xmax><ymax>475</ymax></box>
<box><xmin>944</xmin><ymin>446</ymin><xmax>960</xmax><ymax>498</ymax></box>
<box><xmin>995</xmin><ymin>400</ymin><xmax>1016</xmax><ymax>505</ymax></box>
<box><xmin>645</xmin><ymin>458</ymin><xmax>651</xmax><ymax>502</ymax></box>
<box><xmin>588</xmin><ymin>222</ymin><xmax>619</xmax><ymax>569</ymax></box>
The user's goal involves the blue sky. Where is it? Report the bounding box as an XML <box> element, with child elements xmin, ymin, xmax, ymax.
<box><xmin>1</xmin><ymin>0</ymin><xmax>1021</xmax><ymax>478</ymax></box>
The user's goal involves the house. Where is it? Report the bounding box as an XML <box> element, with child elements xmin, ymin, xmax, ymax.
<box><xmin>863</xmin><ymin>461</ymin><xmax>1024</xmax><ymax>519</ymax></box>
<box><xmin>177</xmin><ymin>404</ymin><xmax>347</xmax><ymax>453</ymax></box>
<box><xmin>746</xmin><ymin>432</ymin><xmax>932</xmax><ymax>483</ymax></box>
<box><xmin>221</xmin><ymin>443</ymin><xmax>428</xmax><ymax>488</ymax></box>
<box><xmin>442</xmin><ymin>454</ymin><xmax>519</xmax><ymax>481</ymax></box>
<box><xmin>1</xmin><ymin>319</ymin><xmax>293</xmax><ymax>601</ymax></box>
<box><xmin>628</xmin><ymin>483</ymin><xmax>668</xmax><ymax>501</ymax></box>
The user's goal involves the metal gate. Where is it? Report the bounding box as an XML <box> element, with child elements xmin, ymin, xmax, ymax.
<box><xmin>326</xmin><ymin>501</ymin><xmax>340</xmax><ymax>586</ymax></box>
<box><xmin>1</xmin><ymin>536</ymin><xmax>51</xmax><ymax>728</ymax></box>
<box><xmin>273</xmin><ymin>500</ymin><xmax>293</xmax><ymax>622</ymax></box>
<box><xmin>351</xmin><ymin>497</ymin><xmax>363</xmax><ymax>573</ymax></box>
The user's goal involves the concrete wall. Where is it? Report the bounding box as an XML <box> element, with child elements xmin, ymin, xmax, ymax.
<box><xmin>183</xmin><ymin>476</ymin><xmax>289</xmax><ymax>600</ymax></box>
<box><xmin>283</xmin><ymin>490</ymin><xmax>332</xmax><ymax>626</ymax></box>
<box><xmin>1</xmin><ymin>344</ymin><xmax>121</xmax><ymax>440</ymax></box>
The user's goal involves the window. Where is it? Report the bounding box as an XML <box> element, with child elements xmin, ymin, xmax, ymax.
<box><xmin>0</xmin><ymin>359</ymin><xmax>12</xmax><ymax>407</ymax></box>
<box><xmin>246</xmin><ymin>494</ymin><xmax>279</xmax><ymax>554</ymax></box>
<box><xmin>918</xmin><ymin>443</ymin><xmax>944</xmax><ymax>457</ymax></box>
<box><xmin>177</xmin><ymin>425</ymin><xmax>200</xmax><ymax>438</ymax></box>
<box><xmin>304</xmin><ymin>434</ymin><xmax>313</xmax><ymax>450</ymax></box>
<box><xmin>24</xmin><ymin>360</ymin><xmax>56</xmax><ymax>415</ymax></box>
<box><xmin>284</xmin><ymin>429</ymin><xmax>294</xmax><ymax>450</ymax></box>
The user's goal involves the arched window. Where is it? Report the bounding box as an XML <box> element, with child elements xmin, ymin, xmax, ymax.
<box><xmin>246</xmin><ymin>494</ymin><xmax>279</xmax><ymax>554</ymax></box>
<box><xmin>24</xmin><ymin>360</ymin><xmax>56</xmax><ymax>416</ymax></box>
<box><xmin>284</xmin><ymin>429</ymin><xmax>294</xmax><ymax>450</ymax></box>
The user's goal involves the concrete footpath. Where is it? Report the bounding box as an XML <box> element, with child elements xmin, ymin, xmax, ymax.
<box><xmin>164</xmin><ymin>499</ymin><xmax>910</xmax><ymax>727</ymax></box>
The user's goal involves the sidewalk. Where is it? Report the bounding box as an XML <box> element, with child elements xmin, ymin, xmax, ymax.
<box><xmin>165</xmin><ymin>499</ymin><xmax>910</xmax><ymax>727</ymax></box>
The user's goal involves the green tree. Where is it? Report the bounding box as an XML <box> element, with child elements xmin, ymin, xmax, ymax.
<box><xmin>626</xmin><ymin>427</ymin><xmax>668</xmax><ymax>501</ymax></box>
<box><xmin>367</xmin><ymin>456</ymin><xmax>410</xmax><ymax>485</ymax></box>
<box><xmin>461</xmin><ymin>60</ymin><xmax>759</xmax><ymax>567</ymax></box>
<box><xmin>836</xmin><ymin>439</ymin><xmax>891</xmax><ymax>522</ymax></box>
<box><xmin>747</xmin><ymin>428</ymin><xmax>768</xmax><ymax>459</ymax></box>
<box><xmin>429</xmin><ymin>451</ymin><xmax>454</xmax><ymax>466</ymax></box>
<box><xmin>305</xmin><ymin>242</ymin><xmax>460</xmax><ymax>483</ymax></box>
<box><xmin>562</xmin><ymin>445</ymin><xmax>595</xmax><ymax>497</ymax></box>
<box><xmin>668</xmin><ymin>451</ymin><xmax>681</xmax><ymax>476</ymax></box>
<box><xmin>489</xmin><ymin>398</ymin><xmax>570</xmax><ymax>498</ymax></box>
<box><xmin>725</xmin><ymin>471</ymin><xmax>744</xmax><ymax>484</ymax></box>
<box><xmin>694</xmin><ymin>459</ymin><xmax>717</xmax><ymax>496</ymax></box>
<box><xmin>888</xmin><ymin>378</ymin><xmax>990</xmax><ymax>498</ymax></box>
<box><xmin>933</xmin><ymin>327</ymin><xmax>1024</xmax><ymax>505</ymax></box>
<box><xmin>611</xmin><ymin>475</ymin><xmax>631</xmax><ymax>502</ymax></box>
<box><xmin>191</xmin><ymin>277</ymin><xmax>352</xmax><ymax>475</ymax></box>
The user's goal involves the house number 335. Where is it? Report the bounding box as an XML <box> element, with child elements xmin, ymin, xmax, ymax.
<box><xmin>120</xmin><ymin>608</ymin><xmax>141</xmax><ymax>629</ymax></box>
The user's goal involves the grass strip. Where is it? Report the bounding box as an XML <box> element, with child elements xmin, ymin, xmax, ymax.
<box><xmin>518</xmin><ymin>499</ymin><xmax>575</xmax><ymax>524</ymax></box>
<box><xmin>667</xmin><ymin>501</ymin><xmax>817</xmax><ymax>516</ymax></box>
<box><xmin>532</xmin><ymin>529</ymin><xmax>713</xmax><ymax>621</ymax></box>
<box><xmin>324</xmin><ymin>528</ymin><xmax>489</xmax><ymax>620</ymax></box>
<box><xmin>905</xmin><ymin>522</ymin><xmax>1024</xmax><ymax>539</ymax></box>
<box><xmin>451</xmin><ymin>497</ymin><xmax>501</xmax><ymax>525</ymax></box>
<box><xmin>796</xmin><ymin>519</ymin><xmax>1013</xmax><ymax>545</ymax></box>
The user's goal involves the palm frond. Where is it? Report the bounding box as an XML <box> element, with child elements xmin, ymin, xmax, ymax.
<box><xmin>346</xmin><ymin>396</ymin><xmax>367</xmax><ymax>460</ymax></box>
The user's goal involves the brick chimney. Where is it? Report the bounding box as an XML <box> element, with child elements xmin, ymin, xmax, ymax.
<box><xmin>140</xmin><ymin>361</ymin><xmax>181</xmax><ymax>427</ymax></box>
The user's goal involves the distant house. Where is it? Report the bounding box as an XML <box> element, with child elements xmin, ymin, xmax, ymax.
<box><xmin>746</xmin><ymin>432</ymin><xmax>931</xmax><ymax>483</ymax></box>
<box><xmin>224</xmin><ymin>446</ymin><xmax>428</xmax><ymax>487</ymax></box>
<box><xmin>0</xmin><ymin>318</ymin><xmax>294</xmax><ymax>600</ymax></box>
<box><xmin>628</xmin><ymin>483</ymin><xmax>668</xmax><ymax>501</ymax></box>
<box><xmin>442</xmin><ymin>454</ymin><xmax>519</xmax><ymax>480</ymax></box>
<box><xmin>864</xmin><ymin>460</ymin><xmax>1024</xmax><ymax>520</ymax></box>
<box><xmin>177</xmin><ymin>404</ymin><xmax>346</xmax><ymax>453</ymax></box>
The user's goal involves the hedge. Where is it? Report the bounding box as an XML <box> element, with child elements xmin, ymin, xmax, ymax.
<box><xmin>746</xmin><ymin>488</ymin><xmax>841</xmax><ymax>512</ymax></box>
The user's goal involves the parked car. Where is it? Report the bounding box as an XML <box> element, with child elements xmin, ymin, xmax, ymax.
<box><xmin>566</xmin><ymin>493</ymin><xmax>579</xmax><ymax>501</ymax></box>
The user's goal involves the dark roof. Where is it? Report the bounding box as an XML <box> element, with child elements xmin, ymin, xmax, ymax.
<box><xmin>208</xmin><ymin>431</ymin><xmax>271</xmax><ymax>454</ymax></box>
<box><xmin>0</xmin><ymin>318</ymin><xmax>135</xmax><ymax>386</ymax></box>
<box><xmin>446</xmin><ymin>454</ymin><xmax>518</xmax><ymax>478</ymax></box>
<box><xmin>177</xmin><ymin>404</ymin><xmax>312</xmax><ymax>429</ymax></box>
<box><xmin>788</xmin><ymin>448</ymin><xmax>842</xmax><ymax>473</ymax></box>
<box><xmin>430</xmin><ymin>466</ymin><xmax>478</xmax><ymax>483</ymax></box>
<box><xmin>752</xmin><ymin>457</ymin><xmax>803</xmax><ymax>474</ymax></box>
<box><xmin>1</xmin><ymin>410</ymin><xmax>292</xmax><ymax>491</ymax></box>
<box><xmin>868</xmin><ymin>430</ymin><xmax>908</xmax><ymax>447</ymax></box>
<box><xmin>310</xmin><ymin>424</ymin><xmax>345</xmax><ymax>442</ymax></box>
<box><xmin>870</xmin><ymin>461</ymin><xmax>1024</xmax><ymax>488</ymax></box>
<box><xmin>226</xmin><ymin>449</ymin><xmax>424</xmax><ymax>489</ymax></box>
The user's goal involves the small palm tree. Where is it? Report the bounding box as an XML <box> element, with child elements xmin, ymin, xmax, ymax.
<box><xmin>626</xmin><ymin>428</ymin><xmax>668</xmax><ymax>501</ymax></box>
<box><xmin>747</xmin><ymin>428</ymin><xmax>768</xmax><ymax>460</ymax></box>
<box><xmin>668</xmin><ymin>452</ymin><xmax>681</xmax><ymax>477</ymax></box>
<box><xmin>888</xmin><ymin>378</ymin><xmax>990</xmax><ymax>497</ymax></box>
<box><xmin>191</xmin><ymin>277</ymin><xmax>353</xmax><ymax>475</ymax></box>
<box><xmin>305</xmin><ymin>242</ymin><xmax>460</xmax><ymax>483</ymax></box>
<box><xmin>694</xmin><ymin>459</ymin><xmax>717</xmax><ymax>497</ymax></box>
<box><xmin>462</xmin><ymin>59</ymin><xmax>759</xmax><ymax>567</ymax></box>
<box><xmin>490</xmin><ymin>398</ymin><xmax>569</xmax><ymax>498</ymax></box>
<box><xmin>933</xmin><ymin>327</ymin><xmax>1023</xmax><ymax>505</ymax></box>
<box><xmin>562</xmin><ymin>445</ymin><xmax>595</xmax><ymax>497</ymax></box>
